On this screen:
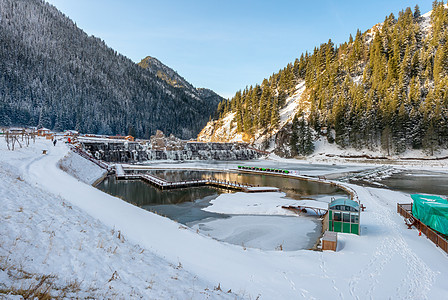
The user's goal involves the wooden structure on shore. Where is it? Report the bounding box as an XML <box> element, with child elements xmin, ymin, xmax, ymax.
<box><xmin>322</xmin><ymin>231</ymin><xmax>337</xmax><ymax>251</ymax></box>
<box><xmin>115</xmin><ymin>168</ymin><xmax>279</xmax><ymax>193</ymax></box>
<box><xmin>37</xmin><ymin>128</ymin><xmax>51</xmax><ymax>136</ymax></box>
<box><xmin>397</xmin><ymin>203</ymin><xmax>448</xmax><ymax>255</ymax></box>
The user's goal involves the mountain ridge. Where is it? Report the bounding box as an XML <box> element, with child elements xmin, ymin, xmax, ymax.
<box><xmin>138</xmin><ymin>56</ymin><xmax>223</xmax><ymax>105</ymax></box>
<box><xmin>199</xmin><ymin>3</ymin><xmax>448</xmax><ymax>157</ymax></box>
<box><xmin>0</xmin><ymin>0</ymin><xmax>221</xmax><ymax>139</ymax></box>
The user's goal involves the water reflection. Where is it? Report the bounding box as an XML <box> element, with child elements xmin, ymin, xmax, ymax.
<box><xmin>97</xmin><ymin>170</ymin><xmax>349</xmax><ymax>250</ymax></box>
<box><xmin>97</xmin><ymin>176</ymin><xmax>232</xmax><ymax>223</ymax></box>
<box><xmin>99</xmin><ymin>176</ymin><xmax>225</xmax><ymax>206</ymax></box>
<box><xmin>97</xmin><ymin>170</ymin><xmax>348</xmax><ymax>223</ymax></box>
<box><xmin>377</xmin><ymin>170</ymin><xmax>448</xmax><ymax>196</ymax></box>
<box><xmin>145</xmin><ymin>169</ymin><xmax>347</xmax><ymax>200</ymax></box>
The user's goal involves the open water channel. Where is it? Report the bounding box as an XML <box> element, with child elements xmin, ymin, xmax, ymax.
<box><xmin>377</xmin><ymin>170</ymin><xmax>448</xmax><ymax>196</ymax></box>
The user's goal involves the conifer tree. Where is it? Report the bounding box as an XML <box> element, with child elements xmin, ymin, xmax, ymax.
<box><xmin>422</xmin><ymin>119</ymin><xmax>438</xmax><ymax>156</ymax></box>
<box><xmin>433</xmin><ymin>42</ymin><xmax>448</xmax><ymax>82</ymax></box>
<box><xmin>414</xmin><ymin>5</ymin><xmax>421</xmax><ymax>19</ymax></box>
<box><xmin>381</xmin><ymin>125</ymin><xmax>392</xmax><ymax>156</ymax></box>
<box><xmin>270</xmin><ymin>97</ymin><xmax>280</xmax><ymax>129</ymax></box>
<box><xmin>128</xmin><ymin>125</ymin><xmax>136</xmax><ymax>137</ymax></box>
<box><xmin>258</xmin><ymin>87</ymin><xmax>271</xmax><ymax>128</ymax></box>
<box><xmin>290</xmin><ymin>116</ymin><xmax>299</xmax><ymax>156</ymax></box>
<box><xmin>211</xmin><ymin>2</ymin><xmax>448</xmax><ymax>155</ymax></box>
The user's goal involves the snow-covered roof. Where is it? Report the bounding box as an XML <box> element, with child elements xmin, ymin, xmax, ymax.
<box><xmin>8</xmin><ymin>127</ymin><xmax>25</xmax><ymax>132</ymax></box>
<box><xmin>245</xmin><ymin>186</ymin><xmax>279</xmax><ymax>192</ymax></box>
<box><xmin>329</xmin><ymin>198</ymin><xmax>359</xmax><ymax>210</ymax></box>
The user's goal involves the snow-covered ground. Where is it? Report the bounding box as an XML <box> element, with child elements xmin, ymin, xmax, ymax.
<box><xmin>203</xmin><ymin>192</ymin><xmax>329</xmax><ymax>216</ymax></box>
<box><xmin>191</xmin><ymin>192</ymin><xmax>328</xmax><ymax>251</ymax></box>
<box><xmin>2</xmin><ymin>137</ymin><xmax>448</xmax><ymax>299</ymax></box>
<box><xmin>189</xmin><ymin>215</ymin><xmax>319</xmax><ymax>251</ymax></box>
<box><xmin>58</xmin><ymin>150</ymin><xmax>106</xmax><ymax>185</ymax></box>
<box><xmin>311</xmin><ymin>136</ymin><xmax>448</xmax><ymax>165</ymax></box>
<box><xmin>278</xmin><ymin>81</ymin><xmax>307</xmax><ymax>127</ymax></box>
<box><xmin>0</xmin><ymin>139</ymin><xmax>234</xmax><ymax>299</ymax></box>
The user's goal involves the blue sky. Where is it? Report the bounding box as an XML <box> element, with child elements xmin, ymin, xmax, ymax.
<box><xmin>46</xmin><ymin>0</ymin><xmax>432</xmax><ymax>98</ymax></box>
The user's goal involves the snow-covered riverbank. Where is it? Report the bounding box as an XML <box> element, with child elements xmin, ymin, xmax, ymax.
<box><xmin>1</xmin><ymin>137</ymin><xmax>448</xmax><ymax>299</ymax></box>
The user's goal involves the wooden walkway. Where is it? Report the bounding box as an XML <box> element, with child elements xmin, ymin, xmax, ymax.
<box><xmin>116</xmin><ymin>170</ymin><xmax>279</xmax><ymax>193</ymax></box>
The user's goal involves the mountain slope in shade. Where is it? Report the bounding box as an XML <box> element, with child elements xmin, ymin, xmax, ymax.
<box><xmin>0</xmin><ymin>0</ymin><xmax>221</xmax><ymax>139</ymax></box>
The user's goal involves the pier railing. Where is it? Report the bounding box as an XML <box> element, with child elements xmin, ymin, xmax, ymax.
<box><xmin>397</xmin><ymin>203</ymin><xmax>448</xmax><ymax>255</ymax></box>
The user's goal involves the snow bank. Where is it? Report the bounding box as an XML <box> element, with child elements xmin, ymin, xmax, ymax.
<box><xmin>2</xmin><ymin>137</ymin><xmax>448</xmax><ymax>299</ymax></box>
<box><xmin>203</xmin><ymin>191</ymin><xmax>329</xmax><ymax>216</ymax></box>
<box><xmin>58</xmin><ymin>150</ymin><xmax>107</xmax><ymax>185</ymax></box>
<box><xmin>197</xmin><ymin>112</ymin><xmax>244</xmax><ymax>143</ymax></box>
<box><xmin>278</xmin><ymin>80</ymin><xmax>307</xmax><ymax>127</ymax></box>
<box><xmin>198</xmin><ymin>80</ymin><xmax>307</xmax><ymax>146</ymax></box>
<box><xmin>189</xmin><ymin>215</ymin><xmax>319</xmax><ymax>251</ymax></box>
<box><xmin>0</xmin><ymin>138</ymin><xmax>232</xmax><ymax>299</ymax></box>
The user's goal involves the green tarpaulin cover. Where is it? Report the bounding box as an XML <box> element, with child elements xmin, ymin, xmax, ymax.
<box><xmin>411</xmin><ymin>194</ymin><xmax>448</xmax><ymax>235</ymax></box>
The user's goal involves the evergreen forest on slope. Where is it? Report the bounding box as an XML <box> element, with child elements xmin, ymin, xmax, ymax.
<box><xmin>213</xmin><ymin>2</ymin><xmax>448</xmax><ymax>156</ymax></box>
<box><xmin>0</xmin><ymin>0</ymin><xmax>222</xmax><ymax>139</ymax></box>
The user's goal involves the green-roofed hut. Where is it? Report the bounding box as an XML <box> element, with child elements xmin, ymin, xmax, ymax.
<box><xmin>328</xmin><ymin>198</ymin><xmax>360</xmax><ymax>235</ymax></box>
<box><xmin>411</xmin><ymin>194</ymin><xmax>448</xmax><ymax>235</ymax></box>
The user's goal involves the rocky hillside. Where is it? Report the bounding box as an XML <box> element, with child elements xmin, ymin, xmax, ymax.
<box><xmin>138</xmin><ymin>56</ymin><xmax>223</xmax><ymax>110</ymax></box>
<box><xmin>0</xmin><ymin>0</ymin><xmax>221</xmax><ymax>139</ymax></box>
<box><xmin>199</xmin><ymin>3</ymin><xmax>448</xmax><ymax>157</ymax></box>
<box><xmin>138</xmin><ymin>56</ymin><xmax>196</xmax><ymax>90</ymax></box>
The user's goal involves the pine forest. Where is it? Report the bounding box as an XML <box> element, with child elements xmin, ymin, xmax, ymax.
<box><xmin>0</xmin><ymin>0</ymin><xmax>222</xmax><ymax>139</ymax></box>
<box><xmin>213</xmin><ymin>2</ymin><xmax>448</xmax><ymax>156</ymax></box>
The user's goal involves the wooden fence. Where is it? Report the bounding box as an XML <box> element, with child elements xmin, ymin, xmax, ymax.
<box><xmin>397</xmin><ymin>203</ymin><xmax>448</xmax><ymax>255</ymax></box>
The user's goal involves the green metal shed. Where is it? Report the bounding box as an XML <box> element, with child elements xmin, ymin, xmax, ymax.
<box><xmin>328</xmin><ymin>198</ymin><xmax>360</xmax><ymax>235</ymax></box>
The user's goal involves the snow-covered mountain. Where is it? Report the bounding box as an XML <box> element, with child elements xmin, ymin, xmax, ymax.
<box><xmin>198</xmin><ymin>3</ymin><xmax>448</xmax><ymax>158</ymax></box>
<box><xmin>0</xmin><ymin>0</ymin><xmax>221</xmax><ymax>139</ymax></box>
<box><xmin>198</xmin><ymin>81</ymin><xmax>307</xmax><ymax>145</ymax></box>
